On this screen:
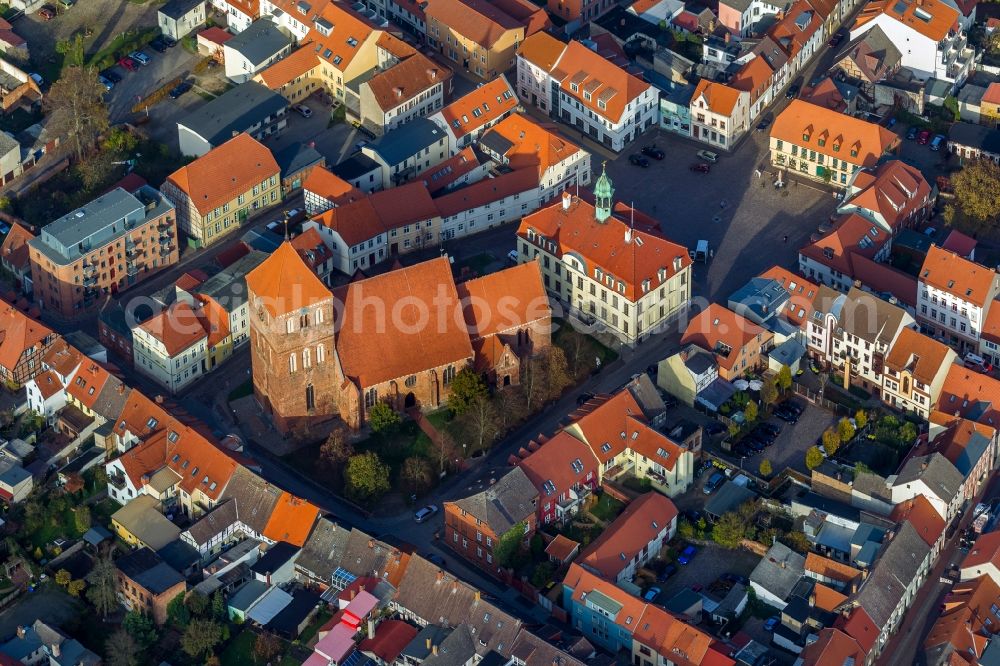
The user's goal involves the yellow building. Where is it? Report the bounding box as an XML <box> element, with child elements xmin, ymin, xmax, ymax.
<box><xmin>426</xmin><ymin>0</ymin><xmax>549</xmax><ymax>80</ymax></box>
<box><xmin>161</xmin><ymin>133</ymin><xmax>281</xmax><ymax>248</ymax></box>
<box><xmin>981</xmin><ymin>82</ymin><xmax>1000</xmax><ymax>128</ymax></box>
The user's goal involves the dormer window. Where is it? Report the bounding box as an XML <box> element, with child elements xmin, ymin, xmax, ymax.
<box><xmin>850</xmin><ymin>148</ymin><xmax>858</xmax><ymax>157</ymax></box>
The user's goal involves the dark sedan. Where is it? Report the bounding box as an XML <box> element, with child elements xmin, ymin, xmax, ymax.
<box><xmin>641</xmin><ymin>144</ymin><xmax>665</xmax><ymax>160</ymax></box>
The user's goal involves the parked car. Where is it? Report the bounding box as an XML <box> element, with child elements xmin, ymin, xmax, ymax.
<box><xmin>696</xmin><ymin>149</ymin><xmax>718</xmax><ymax>163</ymax></box>
<box><xmin>576</xmin><ymin>392</ymin><xmax>594</xmax><ymax>406</ymax></box>
<box><xmin>425</xmin><ymin>553</ymin><xmax>446</xmax><ymax>567</ymax></box>
<box><xmin>703</xmin><ymin>471</ymin><xmax>725</xmax><ymax>494</ymax></box>
<box><xmin>828</xmin><ymin>32</ymin><xmax>844</xmax><ymax>47</ymax></box>
<box><xmin>756</xmin><ymin>117</ymin><xmax>772</xmax><ymax>131</ymax></box>
<box><xmin>930</xmin><ymin>134</ymin><xmax>945</xmax><ymax>151</ymax></box>
<box><xmin>129</xmin><ymin>50</ymin><xmax>151</xmax><ymax>65</ymax></box>
<box><xmin>101</xmin><ymin>69</ymin><xmax>122</xmax><ymax>84</ymax></box>
<box><xmin>413</xmin><ymin>505</ymin><xmax>439</xmax><ymax>523</ymax></box>
<box><xmin>629</xmin><ymin>154</ymin><xmax>649</xmax><ymax>167</ymax></box>
<box><xmin>641</xmin><ymin>144</ymin><xmax>665</xmax><ymax>160</ymax></box>
<box><xmin>759</xmin><ymin>422</ymin><xmax>781</xmax><ymax>436</ymax></box>
<box><xmin>98</xmin><ymin>75</ymin><xmax>114</xmax><ymax>91</ymax></box>
<box><xmin>643</xmin><ymin>586</ymin><xmax>661</xmax><ymax>601</ymax></box>
<box><xmin>162</xmin><ymin>36</ymin><xmax>177</xmax><ymax>48</ymax></box>
<box><xmin>785</xmin><ymin>83</ymin><xmax>800</xmax><ymax>99</ymax></box>
<box><xmin>764</xmin><ymin>616</ymin><xmax>780</xmax><ymax>632</ymax></box>
<box><xmin>284</xmin><ymin>207</ymin><xmax>304</xmax><ymax>221</ymax></box>
<box><xmin>295</xmin><ymin>104</ymin><xmax>313</xmax><ymax>118</ymax></box>
<box><xmin>29</xmin><ymin>73</ymin><xmax>44</xmax><ymax>87</ymax></box>
<box><xmin>149</xmin><ymin>37</ymin><xmax>168</xmax><ymax>52</ymax></box>
<box><xmin>119</xmin><ymin>57</ymin><xmax>138</xmax><ymax>72</ymax></box>
<box><xmin>917</xmin><ymin>129</ymin><xmax>931</xmax><ymax>144</ymax></box>
<box><xmin>39</xmin><ymin>5</ymin><xmax>56</xmax><ymax>20</ymax></box>
<box><xmin>906</xmin><ymin>126</ymin><xmax>919</xmax><ymax>140</ymax></box>
<box><xmin>658</xmin><ymin>563</ymin><xmax>678</xmax><ymax>582</ymax></box>
<box><xmin>690</xmin><ymin>163</ymin><xmax>710</xmax><ymax>173</ymax></box>
<box><xmin>169</xmin><ymin>81</ymin><xmax>191</xmax><ymax>99</ymax></box>
<box><xmin>678</xmin><ymin>545</ymin><xmax>697</xmax><ymax>565</ymax></box>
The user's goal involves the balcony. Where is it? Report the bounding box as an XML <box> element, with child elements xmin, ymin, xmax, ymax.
<box><xmin>82</xmin><ymin>263</ymin><xmax>96</xmax><ymax>277</ymax></box>
<box><xmin>159</xmin><ymin>229</ymin><xmax>172</xmax><ymax>241</ymax></box>
<box><xmin>156</xmin><ymin>219</ymin><xmax>172</xmax><ymax>231</ymax></box>
<box><xmin>83</xmin><ymin>274</ymin><xmax>98</xmax><ymax>287</ymax></box>
<box><xmin>127</xmin><ymin>264</ymin><xmax>139</xmax><ymax>277</ymax></box>
<box><xmin>109</xmin><ymin>474</ymin><xmax>127</xmax><ymax>490</ymax></box>
<box><xmin>125</xmin><ymin>245</ymin><xmax>141</xmax><ymax>258</ymax></box>
<box><xmin>159</xmin><ymin>245</ymin><xmax>173</xmax><ymax>256</ymax></box>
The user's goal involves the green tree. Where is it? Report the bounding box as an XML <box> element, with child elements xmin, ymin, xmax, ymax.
<box><xmin>677</xmin><ymin>519</ymin><xmax>695</xmax><ymax>540</ymax></box>
<box><xmin>86</xmin><ymin>554</ymin><xmax>118</xmax><ymax>618</ymax></box>
<box><xmin>344</xmin><ymin>452</ymin><xmax>391</xmax><ymax>502</ymax></box>
<box><xmin>105</xmin><ymin>628</ymin><xmax>138</xmax><ymax>666</ymax></box>
<box><xmin>254</xmin><ymin>632</ymin><xmax>283</xmax><ymax>664</ymax></box>
<box><xmin>44</xmin><ymin>66</ymin><xmax>110</xmax><ymax>163</ymax></box>
<box><xmin>55</xmin><ymin>569</ymin><xmax>71</xmax><ymax>587</ymax></box>
<box><xmin>777</xmin><ymin>365</ymin><xmax>793</xmax><ymax>391</ymax></box>
<box><xmin>760</xmin><ymin>378</ymin><xmax>778</xmax><ymax>408</ymax></box>
<box><xmin>167</xmin><ymin>592</ymin><xmax>192</xmax><ymax>628</ymax></box>
<box><xmin>759</xmin><ymin>459</ymin><xmax>773</xmax><ymax>477</ymax></box>
<box><xmin>854</xmin><ymin>409</ymin><xmax>868</xmax><ymax>431</ymax></box>
<box><xmin>943</xmin><ymin>95</ymin><xmax>960</xmax><ymax>121</ymax></box>
<box><xmin>211</xmin><ymin>590</ymin><xmax>226</xmax><ymax>621</ymax></box>
<box><xmin>494</xmin><ymin>522</ymin><xmax>526</xmax><ymax>568</ymax></box>
<box><xmin>712</xmin><ymin>512</ymin><xmax>746</xmax><ymax>549</ymax></box>
<box><xmin>805</xmin><ymin>445</ymin><xmax>824</xmax><ymax>470</ymax></box>
<box><xmin>73</xmin><ymin>505</ymin><xmax>91</xmax><ymax>533</ymax></box>
<box><xmin>901</xmin><ymin>421</ymin><xmax>918</xmax><ymax>444</ymax></box>
<box><xmin>951</xmin><ymin>159</ymin><xmax>1000</xmax><ymax>231</ymax></box>
<box><xmin>319</xmin><ymin>425</ymin><xmax>354</xmax><ymax>471</ymax></box>
<box><xmin>837</xmin><ymin>417</ymin><xmax>856</xmax><ymax>443</ymax></box>
<box><xmin>744</xmin><ymin>400</ymin><xmax>758</xmax><ymax>422</ymax></box>
<box><xmin>186</xmin><ymin>591</ymin><xmax>210</xmax><ymax>617</ymax></box>
<box><xmin>123</xmin><ymin>611</ymin><xmax>158</xmax><ymax>652</ymax></box>
<box><xmin>400</xmin><ymin>456</ymin><xmax>434</xmax><ymax>496</ymax></box>
<box><xmin>780</xmin><ymin>531</ymin><xmax>811</xmax><ymax>553</ymax></box>
<box><xmin>822</xmin><ymin>428</ymin><xmax>841</xmax><ymax>457</ymax></box>
<box><xmin>67</xmin><ymin>579</ymin><xmax>85</xmax><ymax>597</ymax></box>
<box><xmin>447</xmin><ymin>368</ymin><xmax>489</xmax><ymax>415</ymax></box>
<box><xmin>181</xmin><ymin>619</ymin><xmax>223</xmax><ymax>660</ymax></box>
<box><xmin>530</xmin><ymin>561</ymin><xmax>557</xmax><ymax>588</ymax></box>
<box><xmin>368</xmin><ymin>401</ymin><xmax>400</xmax><ymax>434</ymax></box>
<box><xmin>728</xmin><ymin>422</ymin><xmax>740</xmax><ymax>437</ymax></box>
<box><xmin>54</xmin><ymin>34</ymin><xmax>85</xmax><ymax>68</ymax></box>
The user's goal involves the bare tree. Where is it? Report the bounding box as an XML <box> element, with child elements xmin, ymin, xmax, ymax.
<box><xmin>458</xmin><ymin>395</ymin><xmax>498</xmax><ymax>454</ymax></box>
<box><xmin>44</xmin><ymin>66</ymin><xmax>109</xmax><ymax>162</ymax></box>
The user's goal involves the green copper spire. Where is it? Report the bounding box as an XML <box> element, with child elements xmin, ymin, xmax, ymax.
<box><xmin>594</xmin><ymin>161</ymin><xmax>613</xmax><ymax>223</ymax></box>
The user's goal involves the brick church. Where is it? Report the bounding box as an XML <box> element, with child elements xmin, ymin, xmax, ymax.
<box><xmin>246</xmin><ymin>243</ymin><xmax>552</xmax><ymax>433</ymax></box>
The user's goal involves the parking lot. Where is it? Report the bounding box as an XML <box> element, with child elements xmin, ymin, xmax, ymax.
<box><xmin>719</xmin><ymin>400</ymin><xmax>837</xmax><ymax>475</ymax></box>
<box><xmin>603</xmin><ymin>127</ymin><xmax>836</xmax><ymax>304</ymax></box>
<box><xmin>642</xmin><ymin>542</ymin><xmax>761</xmax><ymax>605</ymax></box>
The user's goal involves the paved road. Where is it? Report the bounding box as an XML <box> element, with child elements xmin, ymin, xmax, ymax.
<box><xmin>877</xmin><ymin>472</ymin><xmax>1000</xmax><ymax>666</ymax></box>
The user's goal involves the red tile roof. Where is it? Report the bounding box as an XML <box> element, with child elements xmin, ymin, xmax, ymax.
<box><xmin>758</xmin><ymin>265</ymin><xmax>818</xmax><ymax>327</ymax></box>
<box><xmin>333</xmin><ymin>256</ymin><xmax>474</xmax><ymax>387</ymax></box>
<box><xmin>563</xmin><ymin>563</ymin><xmax>646</xmax><ymax>628</ymax></box>
<box><xmin>553</xmin><ymin>41</ymin><xmax>651</xmax><ymax>123</ymax></box>
<box><xmin>262</xmin><ymin>492</ymin><xmax>320</xmax><ymax>546</ymax></box>
<box><xmin>455</xmin><ymin>261</ymin><xmax>548</xmax><ymax>338</ymax></box>
<box><xmin>517</xmin><ymin>431</ymin><xmax>597</xmax><ymax>502</ymax></box>
<box><xmin>0</xmin><ymin>303</ymin><xmax>54</xmax><ymax>374</ymax></box>
<box><xmin>482</xmin><ymin>113</ymin><xmax>583</xmax><ymax>178</ymax></box>
<box><xmin>42</xmin><ymin>339</ymin><xmax>82</xmax><ymax>378</ymax></box>
<box><xmin>804</xmin><ymin>552</ymin><xmax>861</xmax><ymax>585</ymax></box>
<box><xmin>517</xmin><ymin>31</ymin><xmax>567</xmax><ymax>73</ymax></box>
<box><xmin>884</xmin><ymin>327</ymin><xmax>954</xmax><ymax>386</ymax></box>
<box><xmin>364</xmin><ymin>51</ymin><xmax>451</xmax><ymax>112</ymax></box>
<box><xmin>32</xmin><ymin>370</ymin><xmax>62</xmax><ymax>400</ymax></box>
<box><xmin>835</xmin><ymin>607</ymin><xmax>879</xmax><ymax>655</ymax></box>
<box><xmin>799</xmin><ymin>213</ymin><xmax>890</xmax><ymax>276</ymax></box>
<box><xmin>198</xmin><ymin>27</ymin><xmax>235</xmax><ymax>45</ymax></box>
<box><xmin>920</xmin><ymin>245</ymin><xmax>999</xmax><ymax>308</ymax></box>
<box><xmin>0</xmin><ymin>223</ymin><xmax>34</xmax><ymax>273</ymax></box>
<box><xmin>799</xmin><ymin>628</ymin><xmax>868</xmax><ymax>665</ymax></box>
<box><xmin>420</xmin><ymin>147</ymin><xmax>484</xmax><ymax>194</ymax></box>
<box><xmin>681</xmin><ymin>304</ymin><xmax>767</xmax><ymax>372</ymax></box>
<box><xmin>771</xmin><ymin>99</ymin><xmax>898</xmax><ymax>169</ymax></box>
<box><xmin>518</xmin><ymin>194</ymin><xmax>690</xmax><ymax>302</ymax></box>
<box><xmin>165</xmin><ymin>133</ymin><xmax>280</xmax><ymax>216</ymax></box>
<box><xmin>137</xmin><ymin>302</ymin><xmax>207</xmax><ymax>357</ymax></box>
<box><xmin>961</xmin><ymin>531</ymin><xmax>1000</xmax><ymax>570</ymax></box>
<box><xmin>66</xmin><ymin>360</ymin><xmax>113</xmax><ymax>410</ymax></box>
<box><xmin>246</xmin><ymin>241</ymin><xmax>333</xmax><ymax>317</ymax></box>
<box><xmin>983</xmin><ymin>304</ymin><xmax>1000</xmax><ymax>345</ymax></box>
<box><xmin>303</xmin><ymin>165</ymin><xmax>365</xmax><ymax>206</ymax></box>
<box><xmin>890</xmin><ymin>495</ymin><xmax>945</xmax><ymax>547</ymax></box>
<box><xmin>853</xmin><ymin>0</ymin><xmax>960</xmax><ymax>42</ymax></box>
<box><xmin>438</xmin><ymin>74</ymin><xmax>518</xmax><ymax>142</ymax></box>
<box><xmin>544</xmin><ymin>533</ymin><xmax>580</xmax><ymax>562</ymax></box>
<box><xmin>578</xmin><ymin>492</ymin><xmax>678</xmax><ymax>580</ymax></box>
<box><xmin>849</xmin><ymin>255</ymin><xmax>918</xmax><ymax>308</ymax></box>
<box><xmin>255</xmin><ymin>46</ymin><xmax>320</xmax><ymax>90</ymax></box>
<box><xmin>358</xmin><ymin>620</ymin><xmax>418</xmax><ymax>663</ymax></box>
<box><xmin>692</xmin><ymin>79</ymin><xmax>744</xmax><ymax>116</ymax></box>
<box><xmin>942</xmin><ymin>229</ymin><xmax>977</xmax><ymax>258</ymax></box>
<box><xmin>939</xmin><ymin>365</ymin><xmax>1000</xmax><ymax>426</ymax></box>
<box><xmin>434</xmin><ymin>168</ymin><xmax>538</xmax><ymax>218</ymax></box>
<box><xmin>633</xmin><ymin>604</ymin><xmax>727</xmax><ymax>666</ymax></box>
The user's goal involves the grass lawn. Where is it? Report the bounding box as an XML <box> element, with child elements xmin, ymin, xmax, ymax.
<box><xmin>220</xmin><ymin>631</ymin><xmax>256</xmax><ymax>666</ymax></box>
<box><xmin>86</xmin><ymin>27</ymin><xmax>160</xmax><ymax>70</ymax></box>
<box><xmin>553</xmin><ymin>321</ymin><xmax>619</xmax><ymax>379</ymax></box>
<box><xmin>589</xmin><ymin>494</ymin><xmax>625</xmax><ymax>523</ymax></box>
<box><xmin>228</xmin><ymin>379</ymin><xmax>253</xmax><ymax>402</ymax></box>
<box><xmin>298</xmin><ymin>608</ymin><xmax>333</xmax><ymax>646</ymax></box>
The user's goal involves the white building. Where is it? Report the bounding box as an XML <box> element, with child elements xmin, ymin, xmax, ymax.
<box><xmin>890</xmin><ymin>452</ymin><xmax>964</xmax><ymax>521</ymax></box>
<box><xmin>210</xmin><ymin>0</ymin><xmax>257</xmax><ymax>33</ymax></box>
<box><xmin>881</xmin><ymin>327</ymin><xmax>956</xmax><ymax>417</ymax></box>
<box><xmin>517</xmin><ymin>35</ymin><xmax>658</xmax><ymax>151</ymax></box>
<box><xmin>917</xmin><ymin>245</ymin><xmax>1000</xmax><ymax>354</ymax></box>
<box><xmin>689</xmin><ymin>79</ymin><xmax>750</xmax><ymax>150</ymax></box>
<box><xmin>436</xmin><ymin>169</ymin><xmax>540</xmax><ymax>242</ymax></box>
<box><xmin>222</xmin><ymin>19</ymin><xmax>293</xmax><ymax>84</ymax></box>
<box><xmin>132</xmin><ymin>302</ymin><xmax>208</xmax><ymax>395</ymax></box>
<box><xmin>429</xmin><ymin>74</ymin><xmax>520</xmax><ymax>153</ymax></box>
<box><xmin>516</xmin><ymin>170</ymin><xmax>692</xmax><ymax>346</ymax></box>
<box><xmin>158</xmin><ymin>0</ymin><xmax>207</xmax><ymax>40</ymax></box>
<box><xmin>850</xmin><ymin>0</ymin><xmax>974</xmax><ymax>87</ymax></box>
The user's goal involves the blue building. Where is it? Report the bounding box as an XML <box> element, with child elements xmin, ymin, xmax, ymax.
<box><xmin>562</xmin><ymin>563</ymin><xmax>638</xmax><ymax>653</ymax></box>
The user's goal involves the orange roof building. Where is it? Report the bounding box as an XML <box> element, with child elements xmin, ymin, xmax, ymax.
<box><xmin>303</xmin><ymin>165</ymin><xmax>365</xmax><ymax>214</ymax></box>
<box><xmin>517</xmin><ymin>169</ymin><xmax>691</xmax><ymax>346</ymax></box>
<box><xmin>577</xmin><ymin>492</ymin><xmax>678</xmax><ymax>582</ymax></box>
<box><xmin>841</xmin><ymin>159</ymin><xmax>933</xmax><ymax>234</ymax></box>
<box><xmin>358</xmin><ymin>50</ymin><xmax>452</xmax><ymax>135</ymax></box>
<box><xmin>882</xmin><ymin>327</ymin><xmax>957</xmax><ymax>417</ymax></box>
<box><xmin>480</xmin><ymin>112</ymin><xmax>587</xmax><ymax>186</ymax></box>
<box><xmin>918</xmin><ymin>246</ymin><xmax>1000</xmax><ymax>353</ymax></box>
<box><xmin>262</xmin><ymin>492</ymin><xmax>320</xmax><ymax>546</ymax></box>
<box><xmin>939</xmin><ymin>364</ymin><xmax>1000</xmax><ymax>427</ymax></box>
<box><xmin>852</xmin><ymin>0</ymin><xmax>960</xmax><ymax>44</ymax></box>
<box><xmin>770</xmin><ymin>99</ymin><xmax>899</xmax><ymax>186</ymax></box>
<box><xmin>799</xmin><ymin>628</ymin><xmax>868</xmax><ymax>666</ymax></box>
<box><xmin>0</xmin><ymin>302</ymin><xmax>58</xmax><ymax>386</ymax></box>
<box><xmin>681</xmin><ymin>303</ymin><xmax>772</xmax><ymax>380</ymax></box>
<box><xmin>759</xmin><ymin>265</ymin><xmax>818</xmax><ymax>327</ymax></box>
<box><xmin>162</xmin><ymin>133</ymin><xmax>281</xmax><ymax>248</ymax></box>
<box><xmin>433</xmin><ymin>74</ymin><xmax>519</xmax><ymax>149</ymax></box>
<box><xmin>925</xmin><ymin>575</ymin><xmax>1000</xmax><ymax>664</ymax></box>
<box><xmin>0</xmin><ymin>223</ymin><xmax>34</xmax><ymax>291</ymax></box>
<box><xmin>248</xmin><ymin>248</ymin><xmax>550</xmax><ymax>432</ymax></box>
<box><xmin>960</xmin><ymin>531</ymin><xmax>1000</xmax><ymax>587</ymax></box>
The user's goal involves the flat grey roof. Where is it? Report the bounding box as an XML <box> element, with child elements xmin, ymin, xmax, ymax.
<box><xmin>29</xmin><ymin>186</ymin><xmax>174</xmax><ymax>266</ymax></box>
<box><xmin>159</xmin><ymin>0</ymin><xmax>204</xmax><ymax>19</ymax></box>
<box><xmin>179</xmin><ymin>81</ymin><xmax>287</xmax><ymax>147</ymax></box>
<box><xmin>368</xmin><ymin>118</ymin><xmax>445</xmax><ymax>166</ymax></box>
<box><xmin>224</xmin><ymin>19</ymin><xmax>292</xmax><ymax>66</ymax></box>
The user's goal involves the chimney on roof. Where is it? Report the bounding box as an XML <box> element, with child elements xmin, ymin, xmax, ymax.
<box><xmin>426</xmin><ymin>638</ymin><xmax>432</xmax><ymax>651</ymax></box>
<box><xmin>117</xmin><ymin>383</ymin><xmax>125</xmax><ymax>394</ymax></box>
<box><xmin>350</xmin><ymin>588</ymin><xmax>356</xmax><ymax>600</ymax></box>
<box><xmin>50</xmin><ymin>642</ymin><xmax>60</xmax><ymax>658</ymax></box>
<box><xmin>394</xmin><ymin>86</ymin><xmax>403</xmax><ymax>97</ymax></box>
<box><xmin>808</xmin><ymin>593</ymin><xmax>815</xmax><ymax>607</ymax></box>
<box><xmin>451</xmin><ymin>580</ymin><xmax>458</xmax><ymax>593</ymax></box>
<box><xmin>921</xmin><ymin>460</ymin><xmax>929</xmax><ymax>471</ymax></box>
<box><xmin>428</xmin><ymin>68</ymin><xmax>437</xmax><ymax>79</ymax></box>
<box><xmin>432</xmin><ymin>644</ymin><xmax>439</xmax><ymax>656</ymax></box>
<box><xmin>724</xmin><ymin>31</ymin><xmax>731</xmax><ymax>43</ymax></box>
<box><xmin>155</xmin><ymin>395</ymin><xmax>164</xmax><ymax>404</ymax></box>
<box><xmin>232</xmin><ymin>130</ymin><xmax>239</xmax><ymax>138</ymax></box>
<box><xmin>562</xmin><ymin>191</ymin><xmax>571</xmax><ymax>211</ymax></box>
<box><xmin>436</xmin><ymin>570</ymin><xmax>444</xmax><ymax>583</ymax></box>
<box><xmin>862</xmin><ymin>568</ymin><xmax>869</xmax><ymax>580</ymax></box>
<box><xmin>368</xmin><ymin>618</ymin><xmax>375</xmax><ymax>639</ymax></box>
<box><xmin>16</xmin><ymin>626</ymin><xmax>24</xmax><ymax>639</ymax></box>
<box><xmin>368</xmin><ymin>538</ymin><xmax>374</xmax><ymax>549</ymax></box>
<box><xmin>475</xmin><ymin>590</ymin><xmax>481</xmax><ymax>602</ymax></box>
